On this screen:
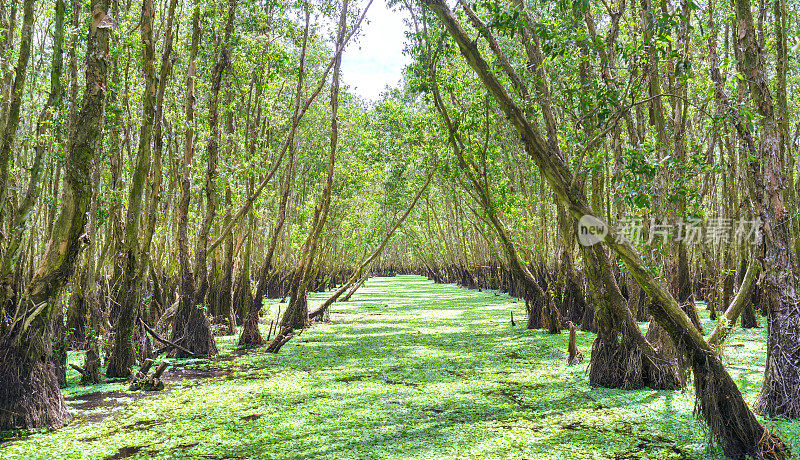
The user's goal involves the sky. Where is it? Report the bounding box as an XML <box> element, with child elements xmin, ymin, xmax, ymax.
<box><xmin>341</xmin><ymin>1</ymin><xmax>412</xmax><ymax>101</ymax></box>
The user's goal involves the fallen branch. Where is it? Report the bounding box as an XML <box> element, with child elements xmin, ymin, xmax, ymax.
<box><xmin>137</xmin><ymin>358</ymin><xmax>155</xmax><ymax>377</ymax></box>
<box><xmin>140</xmin><ymin>318</ymin><xmax>200</xmax><ymax>358</ymax></box>
<box><xmin>152</xmin><ymin>361</ymin><xmax>169</xmax><ymax>379</ymax></box>
<box><xmin>130</xmin><ymin>360</ymin><xmax>170</xmax><ymax>392</ymax></box>
<box><xmin>265</xmin><ymin>327</ymin><xmax>296</xmax><ymax>353</ymax></box>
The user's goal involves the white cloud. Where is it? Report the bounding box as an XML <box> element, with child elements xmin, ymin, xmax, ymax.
<box><xmin>341</xmin><ymin>0</ymin><xmax>411</xmax><ymax>101</ymax></box>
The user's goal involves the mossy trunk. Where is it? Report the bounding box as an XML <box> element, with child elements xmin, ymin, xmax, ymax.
<box><xmin>583</xmin><ymin>244</ymin><xmax>682</xmax><ymax>391</ymax></box>
<box><xmin>178</xmin><ymin>303</ymin><xmax>218</xmax><ymax>358</ymax></box>
<box><xmin>65</xmin><ymin>280</ymin><xmax>87</xmax><ymax>349</ymax></box>
<box><xmin>172</xmin><ymin>5</ymin><xmax>200</xmax><ymax>352</ymax></box>
<box><xmin>106</xmin><ymin>0</ymin><xmax>157</xmax><ymax>378</ymax></box>
<box><xmin>0</xmin><ymin>0</ymin><xmax>110</xmax><ymax>431</ymax></box>
<box><xmin>729</xmin><ymin>0</ymin><xmax>798</xmax><ymax>422</ymax></box>
<box><xmin>218</xmin><ymin>190</ymin><xmax>236</xmax><ymax>335</ymax></box>
<box><xmin>238</xmin><ymin>299</ymin><xmax>264</xmax><ymax>346</ymax></box>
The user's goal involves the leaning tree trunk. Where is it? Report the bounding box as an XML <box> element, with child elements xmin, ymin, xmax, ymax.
<box><xmin>708</xmin><ymin>255</ymin><xmax>759</xmax><ymax>347</ymax></box>
<box><xmin>310</xmin><ymin>168</ymin><xmax>434</xmax><ymax>320</ymax></box>
<box><xmin>243</xmin><ymin>8</ymin><xmax>309</xmax><ymax>347</ymax></box>
<box><xmin>239</xmin><ymin>0</ymin><xmax>373</xmax><ymax>346</ymax></box>
<box><xmin>457</xmin><ymin>0</ymin><xmax>678</xmax><ymax>389</ymax></box>
<box><xmin>0</xmin><ymin>0</ymin><xmax>111</xmax><ymax>430</ymax></box>
<box><xmin>266</xmin><ymin>0</ymin><xmax>350</xmax><ymax>353</ymax></box>
<box><xmin>581</xmin><ymin>242</ymin><xmax>681</xmax><ymax>390</ymax></box>
<box><xmin>425</xmin><ymin>34</ymin><xmax>548</xmax><ymax>332</ymax></box>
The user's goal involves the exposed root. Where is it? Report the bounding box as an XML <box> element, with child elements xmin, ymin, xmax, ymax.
<box><xmin>693</xmin><ymin>356</ymin><xmax>789</xmax><ymax>460</ymax></box>
<box><xmin>0</xmin><ymin>348</ymin><xmax>72</xmax><ymax>431</ymax></box>
<box><xmin>589</xmin><ymin>332</ymin><xmax>681</xmax><ymax>391</ymax></box>
<box><xmin>129</xmin><ymin>360</ymin><xmax>169</xmax><ymax>392</ymax></box>
<box><xmin>237</xmin><ymin>311</ymin><xmax>264</xmax><ymax>347</ymax></box>
<box><xmin>644</xmin><ymin>320</ymin><xmax>686</xmax><ymax>388</ymax></box>
<box><xmin>589</xmin><ymin>335</ymin><xmax>646</xmax><ymax>389</ymax></box>
<box><xmin>758</xmin><ymin>428</ymin><xmax>790</xmax><ymax>460</ymax></box>
<box><xmin>173</xmin><ymin>306</ymin><xmax>217</xmax><ymax>358</ymax></box>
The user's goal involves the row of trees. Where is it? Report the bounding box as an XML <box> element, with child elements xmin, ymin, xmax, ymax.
<box><xmin>396</xmin><ymin>0</ymin><xmax>797</xmax><ymax>457</ymax></box>
<box><xmin>0</xmin><ymin>0</ymin><xmax>436</xmax><ymax>431</ymax></box>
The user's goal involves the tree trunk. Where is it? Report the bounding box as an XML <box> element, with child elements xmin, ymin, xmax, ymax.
<box><xmin>0</xmin><ymin>0</ymin><xmax>18</xmax><ymax>131</ymax></box>
<box><xmin>728</xmin><ymin>0</ymin><xmax>800</xmax><ymax>420</ymax></box>
<box><xmin>239</xmin><ymin>9</ymin><xmax>309</xmax><ymax>348</ymax></box>
<box><xmin>1</xmin><ymin>0</ymin><xmax>66</xmax><ymax>293</ymax></box>
<box><xmin>107</xmin><ymin>0</ymin><xmax>158</xmax><ymax>378</ymax></box>
<box><xmin>219</xmin><ymin>188</ymin><xmax>236</xmax><ymax>334</ymax></box>
<box><xmin>176</xmin><ymin>0</ymin><xmax>237</xmax><ymax>357</ymax></box>
<box><xmin>80</xmin><ymin>128</ymin><xmax>104</xmax><ymax>384</ymax></box>
<box><xmin>172</xmin><ymin>5</ymin><xmax>201</xmax><ymax>352</ymax></box>
<box><xmin>0</xmin><ymin>0</ymin><xmax>111</xmax><ymax>431</ymax></box>
<box><xmin>581</xmin><ymin>242</ymin><xmax>681</xmax><ymax>390</ymax></box>
<box><xmin>267</xmin><ymin>0</ymin><xmax>350</xmax><ymax>353</ymax></box>
<box><xmin>0</xmin><ymin>0</ymin><xmax>33</xmax><ymax>231</ymax></box>
<box><xmin>708</xmin><ymin>255</ymin><xmax>759</xmax><ymax>347</ymax></box>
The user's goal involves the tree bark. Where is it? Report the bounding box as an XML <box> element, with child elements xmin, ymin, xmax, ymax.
<box><xmin>729</xmin><ymin>0</ymin><xmax>800</xmax><ymax>420</ymax></box>
<box><xmin>107</xmin><ymin>0</ymin><xmax>158</xmax><ymax>378</ymax></box>
<box><xmin>0</xmin><ymin>0</ymin><xmax>66</xmax><ymax>289</ymax></box>
<box><xmin>0</xmin><ymin>0</ymin><xmax>33</xmax><ymax>316</ymax></box>
<box><xmin>175</xmin><ymin>0</ymin><xmax>238</xmax><ymax>358</ymax></box>
<box><xmin>0</xmin><ymin>0</ymin><xmax>111</xmax><ymax>430</ymax></box>
<box><xmin>172</xmin><ymin>5</ymin><xmax>202</xmax><ymax>354</ymax></box>
<box><xmin>0</xmin><ymin>0</ymin><xmax>33</xmax><ymax>231</ymax></box>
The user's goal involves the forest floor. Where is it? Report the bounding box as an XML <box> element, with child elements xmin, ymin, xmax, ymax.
<box><xmin>1</xmin><ymin>275</ymin><xmax>797</xmax><ymax>459</ymax></box>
